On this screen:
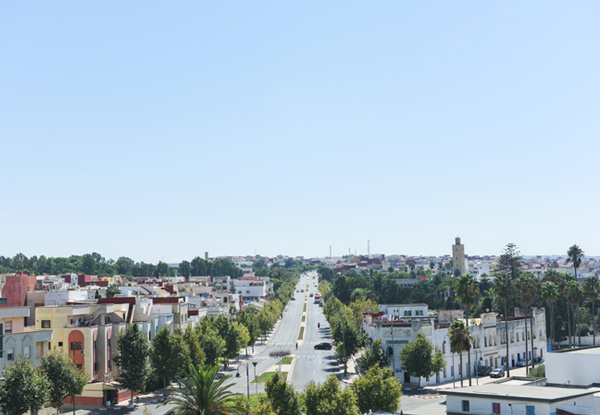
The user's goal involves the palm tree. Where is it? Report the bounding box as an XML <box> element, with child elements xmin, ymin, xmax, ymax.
<box><xmin>162</xmin><ymin>365</ymin><xmax>246</xmax><ymax>415</ymax></box>
<box><xmin>565</xmin><ymin>280</ymin><xmax>581</xmax><ymax>349</ymax></box>
<box><xmin>455</xmin><ymin>274</ymin><xmax>479</xmax><ymax>386</ymax></box>
<box><xmin>541</xmin><ymin>281</ymin><xmax>558</xmax><ymax>349</ymax></box>
<box><xmin>517</xmin><ymin>273</ymin><xmax>536</xmax><ymax>373</ymax></box>
<box><xmin>583</xmin><ymin>276</ymin><xmax>600</xmax><ymax>346</ymax></box>
<box><xmin>494</xmin><ymin>272</ymin><xmax>513</xmax><ymax>376</ymax></box>
<box><xmin>449</xmin><ymin>320</ymin><xmax>471</xmax><ymax>388</ymax></box>
<box><xmin>567</xmin><ymin>245</ymin><xmax>584</xmax><ymax>280</ymax></box>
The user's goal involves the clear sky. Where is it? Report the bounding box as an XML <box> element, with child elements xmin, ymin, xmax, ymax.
<box><xmin>1</xmin><ymin>1</ymin><xmax>599</xmax><ymax>262</ymax></box>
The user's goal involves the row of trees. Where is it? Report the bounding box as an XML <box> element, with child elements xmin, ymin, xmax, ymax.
<box><xmin>0</xmin><ymin>351</ymin><xmax>87</xmax><ymax>415</ymax></box>
<box><xmin>0</xmin><ymin>252</ymin><xmax>244</xmax><ymax>279</ymax></box>
<box><xmin>166</xmin><ymin>364</ymin><xmax>402</xmax><ymax>415</ymax></box>
<box><xmin>115</xmin><ymin>270</ymin><xmax>299</xmax><ymax>404</ymax></box>
<box><xmin>318</xmin><ymin>279</ymin><xmax>379</xmax><ymax>374</ymax></box>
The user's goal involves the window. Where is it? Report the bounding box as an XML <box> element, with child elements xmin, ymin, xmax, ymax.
<box><xmin>70</xmin><ymin>342</ymin><xmax>83</xmax><ymax>351</ymax></box>
<box><xmin>24</xmin><ymin>346</ymin><xmax>30</xmax><ymax>359</ymax></box>
<box><xmin>526</xmin><ymin>405</ymin><xmax>535</xmax><ymax>415</ymax></box>
<box><xmin>492</xmin><ymin>402</ymin><xmax>500</xmax><ymax>414</ymax></box>
<box><xmin>7</xmin><ymin>348</ymin><xmax>14</xmax><ymax>362</ymax></box>
<box><xmin>42</xmin><ymin>320</ymin><xmax>51</xmax><ymax>328</ymax></box>
<box><xmin>58</xmin><ymin>341</ymin><xmax>63</xmax><ymax>347</ymax></box>
<box><xmin>461</xmin><ymin>400</ymin><xmax>470</xmax><ymax>412</ymax></box>
<box><xmin>4</xmin><ymin>321</ymin><xmax>12</xmax><ymax>334</ymax></box>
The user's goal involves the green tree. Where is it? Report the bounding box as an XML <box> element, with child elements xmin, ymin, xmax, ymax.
<box><xmin>0</xmin><ymin>357</ymin><xmax>49</xmax><ymax>415</ymax></box>
<box><xmin>178</xmin><ymin>260</ymin><xmax>192</xmax><ymax>280</ymax></box>
<box><xmin>183</xmin><ymin>327</ymin><xmax>205</xmax><ymax>370</ymax></box>
<box><xmin>431</xmin><ymin>348</ymin><xmax>446</xmax><ymax>381</ymax></box>
<box><xmin>350</xmin><ymin>365</ymin><xmax>401</xmax><ymax>414</ymax></box>
<box><xmin>114</xmin><ymin>323</ymin><xmax>150</xmax><ymax>405</ymax></box>
<box><xmin>115</xmin><ymin>256</ymin><xmax>135</xmax><ymax>276</ymax></box>
<box><xmin>265</xmin><ymin>372</ymin><xmax>301</xmax><ymax>415</ymax></box>
<box><xmin>567</xmin><ymin>244</ymin><xmax>584</xmax><ymax>279</ymax></box>
<box><xmin>493</xmin><ymin>272</ymin><xmax>513</xmax><ymax>377</ymax></box>
<box><xmin>303</xmin><ymin>376</ymin><xmax>359</xmax><ymax>415</ymax></box>
<box><xmin>565</xmin><ymin>280</ymin><xmax>582</xmax><ymax>348</ymax></box>
<box><xmin>106</xmin><ymin>283</ymin><xmax>120</xmax><ymax>298</ymax></box>
<box><xmin>238</xmin><ymin>308</ymin><xmax>261</xmax><ymax>352</ymax></box>
<box><xmin>360</xmin><ymin>339</ymin><xmax>388</xmax><ymax>371</ymax></box>
<box><xmin>455</xmin><ymin>274</ymin><xmax>479</xmax><ymax>386</ymax></box>
<box><xmin>41</xmin><ymin>350</ymin><xmax>88</xmax><ymax>415</ymax></box>
<box><xmin>197</xmin><ymin>325</ymin><xmax>226</xmax><ymax>366</ymax></box>
<box><xmin>399</xmin><ymin>332</ymin><xmax>439</xmax><ymax>383</ymax></box>
<box><xmin>496</xmin><ymin>243</ymin><xmax>523</xmax><ymax>280</ymax></box>
<box><xmin>541</xmin><ymin>281</ymin><xmax>559</xmax><ymax>348</ymax></box>
<box><xmin>583</xmin><ymin>276</ymin><xmax>600</xmax><ymax>346</ymax></box>
<box><xmin>155</xmin><ymin>261</ymin><xmax>169</xmax><ymax>277</ymax></box>
<box><xmin>162</xmin><ymin>364</ymin><xmax>246</xmax><ymax>415</ymax></box>
<box><xmin>81</xmin><ymin>253</ymin><xmax>96</xmax><ymax>275</ymax></box>
<box><xmin>449</xmin><ymin>320</ymin><xmax>471</xmax><ymax>388</ymax></box>
<box><xmin>150</xmin><ymin>327</ymin><xmax>190</xmax><ymax>394</ymax></box>
<box><xmin>517</xmin><ymin>273</ymin><xmax>536</xmax><ymax>373</ymax></box>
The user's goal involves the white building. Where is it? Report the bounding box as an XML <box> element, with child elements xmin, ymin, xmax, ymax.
<box><xmin>45</xmin><ymin>290</ymin><xmax>88</xmax><ymax>306</ymax></box>
<box><xmin>233</xmin><ymin>276</ymin><xmax>267</xmax><ymax>303</ymax></box>
<box><xmin>445</xmin><ymin>383</ymin><xmax>599</xmax><ymax>415</ymax></box>
<box><xmin>363</xmin><ymin>304</ymin><xmax>547</xmax><ymax>386</ymax></box>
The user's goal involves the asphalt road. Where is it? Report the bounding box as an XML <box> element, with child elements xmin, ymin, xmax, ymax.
<box><xmin>123</xmin><ymin>271</ymin><xmax>329</xmax><ymax>415</ymax></box>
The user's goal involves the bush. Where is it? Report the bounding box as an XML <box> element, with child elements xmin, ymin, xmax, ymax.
<box><xmin>527</xmin><ymin>364</ymin><xmax>545</xmax><ymax>378</ymax></box>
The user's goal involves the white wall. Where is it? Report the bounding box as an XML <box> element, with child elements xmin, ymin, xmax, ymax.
<box><xmin>546</xmin><ymin>350</ymin><xmax>600</xmax><ymax>386</ymax></box>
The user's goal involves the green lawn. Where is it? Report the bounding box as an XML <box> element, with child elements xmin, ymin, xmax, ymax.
<box><xmin>279</xmin><ymin>356</ymin><xmax>293</xmax><ymax>365</ymax></box>
<box><xmin>251</xmin><ymin>371</ymin><xmax>288</xmax><ymax>383</ymax></box>
<box><xmin>249</xmin><ymin>393</ymin><xmax>267</xmax><ymax>407</ymax></box>
<box><xmin>298</xmin><ymin>326</ymin><xmax>304</xmax><ymax>340</ymax></box>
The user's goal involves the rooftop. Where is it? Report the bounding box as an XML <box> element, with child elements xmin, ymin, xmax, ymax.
<box><xmin>445</xmin><ymin>384</ymin><xmax>600</xmax><ymax>403</ymax></box>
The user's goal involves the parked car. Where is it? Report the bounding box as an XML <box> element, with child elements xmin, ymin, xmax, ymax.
<box><xmin>310</xmin><ymin>293</ymin><xmax>314</xmax><ymax>297</ymax></box>
<box><xmin>291</xmin><ymin>296</ymin><xmax>295</xmax><ymax>300</ymax></box>
<box><xmin>490</xmin><ymin>368</ymin><xmax>505</xmax><ymax>378</ymax></box>
<box><xmin>516</xmin><ymin>359</ymin><xmax>530</xmax><ymax>367</ymax></box>
<box><xmin>477</xmin><ymin>365</ymin><xmax>493</xmax><ymax>376</ymax></box>
<box><xmin>314</xmin><ymin>342</ymin><xmax>332</xmax><ymax>350</ymax></box>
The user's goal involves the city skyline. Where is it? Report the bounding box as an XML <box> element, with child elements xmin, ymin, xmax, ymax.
<box><xmin>2</xmin><ymin>2</ymin><xmax>599</xmax><ymax>262</ymax></box>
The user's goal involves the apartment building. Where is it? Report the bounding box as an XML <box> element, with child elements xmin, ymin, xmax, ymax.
<box><xmin>35</xmin><ymin>303</ymin><xmax>128</xmax><ymax>405</ymax></box>
<box><xmin>363</xmin><ymin>304</ymin><xmax>547</xmax><ymax>386</ymax></box>
<box><xmin>0</xmin><ymin>306</ymin><xmax>52</xmax><ymax>374</ymax></box>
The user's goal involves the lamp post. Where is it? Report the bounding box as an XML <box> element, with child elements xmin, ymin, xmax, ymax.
<box><xmin>252</xmin><ymin>362</ymin><xmax>258</xmax><ymax>395</ymax></box>
<box><xmin>236</xmin><ymin>362</ymin><xmax>251</xmax><ymax>402</ymax></box>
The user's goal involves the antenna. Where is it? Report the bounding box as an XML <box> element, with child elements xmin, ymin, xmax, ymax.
<box><xmin>329</xmin><ymin>246</ymin><xmax>332</xmax><ymax>258</ymax></box>
<box><xmin>368</xmin><ymin>240</ymin><xmax>370</xmax><ymax>256</ymax></box>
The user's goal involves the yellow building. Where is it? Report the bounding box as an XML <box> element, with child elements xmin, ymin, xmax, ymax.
<box><xmin>452</xmin><ymin>236</ymin><xmax>467</xmax><ymax>276</ymax></box>
<box><xmin>35</xmin><ymin>303</ymin><xmax>128</xmax><ymax>406</ymax></box>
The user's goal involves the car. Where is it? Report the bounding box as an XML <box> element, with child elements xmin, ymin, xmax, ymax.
<box><xmin>301</xmin><ymin>289</ymin><xmax>304</xmax><ymax>292</ymax></box>
<box><xmin>291</xmin><ymin>297</ymin><xmax>295</xmax><ymax>300</ymax></box>
<box><xmin>490</xmin><ymin>368</ymin><xmax>505</xmax><ymax>378</ymax></box>
<box><xmin>314</xmin><ymin>342</ymin><xmax>332</xmax><ymax>350</ymax></box>
<box><xmin>477</xmin><ymin>365</ymin><xmax>493</xmax><ymax>376</ymax></box>
<box><xmin>516</xmin><ymin>359</ymin><xmax>530</xmax><ymax>367</ymax></box>
<box><xmin>310</xmin><ymin>293</ymin><xmax>314</xmax><ymax>297</ymax></box>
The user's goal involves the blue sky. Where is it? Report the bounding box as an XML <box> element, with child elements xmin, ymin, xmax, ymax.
<box><xmin>1</xmin><ymin>1</ymin><xmax>599</xmax><ymax>262</ymax></box>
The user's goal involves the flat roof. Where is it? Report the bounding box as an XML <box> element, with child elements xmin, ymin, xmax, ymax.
<box><xmin>445</xmin><ymin>384</ymin><xmax>600</xmax><ymax>403</ymax></box>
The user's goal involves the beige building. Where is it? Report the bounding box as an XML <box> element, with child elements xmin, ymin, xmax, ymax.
<box><xmin>452</xmin><ymin>236</ymin><xmax>467</xmax><ymax>276</ymax></box>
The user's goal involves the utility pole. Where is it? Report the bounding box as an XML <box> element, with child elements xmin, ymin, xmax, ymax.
<box><xmin>329</xmin><ymin>245</ymin><xmax>332</xmax><ymax>258</ymax></box>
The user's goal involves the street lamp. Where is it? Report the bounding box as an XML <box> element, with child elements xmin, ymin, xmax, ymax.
<box><xmin>236</xmin><ymin>362</ymin><xmax>252</xmax><ymax>402</ymax></box>
<box><xmin>252</xmin><ymin>361</ymin><xmax>258</xmax><ymax>395</ymax></box>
